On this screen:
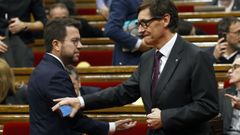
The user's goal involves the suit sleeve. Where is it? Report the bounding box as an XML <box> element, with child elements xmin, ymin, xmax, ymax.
<box><xmin>83</xmin><ymin>68</ymin><xmax>141</xmax><ymax>110</ymax></box>
<box><xmin>46</xmin><ymin>70</ymin><xmax>109</xmax><ymax>135</ymax></box>
<box><xmin>161</xmin><ymin>50</ymin><xmax>219</xmax><ymax>130</ymax></box>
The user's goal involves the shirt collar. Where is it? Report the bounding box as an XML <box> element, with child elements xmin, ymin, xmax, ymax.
<box><xmin>156</xmin><ymin>33</ymin><xmax>177</xmax><ymax>58</ymax></box>
<box><xmin>223</xmin><ymin>51</ymin><xmax>238</xmax><ymax>60</ymax></box>
<box><xmin>47</xmin><ymin>53</ymin><xmax>66</xmax><ymax>69</ymax></box>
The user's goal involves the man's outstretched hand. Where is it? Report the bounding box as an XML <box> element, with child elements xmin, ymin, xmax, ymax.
<box><xmin>115</xmin><ymin>119</ymin><xmax>137</xmax><ymax>131</ymax></box>
<box><xmin>52</xmin><ymin>97</ymin><xmax>80</xmax><ymax>117</ymax></box>
<box><xmin>109</xmin><ymin>119</ymin><xmax>137</xmax><ymax>135</ymax></box>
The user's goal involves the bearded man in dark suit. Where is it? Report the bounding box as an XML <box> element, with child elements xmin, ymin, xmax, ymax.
<box><xmin>28</xmin><ymin>18</ymin><xmax>135</xmax><ymax>135</ymax></box>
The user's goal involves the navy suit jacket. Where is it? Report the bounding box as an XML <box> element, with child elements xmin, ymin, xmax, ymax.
<box><xmin>83</xmin><ymin>35</ymin><xmax>219</xmax><ymax>135</ymax></box>
<box><xmin>80</xmin><ymin>86</ymin><xmax>101</xmax><ymax>95</ymax></box>
<box><xmin>28</xmin><ymin>54</ymin><xmax>108</xmax><ymax>135</ymax></box>
<box><xmin>104</xmin><ymin>0</ymin><xmax>142</xmax><ymax>65</ymax></box>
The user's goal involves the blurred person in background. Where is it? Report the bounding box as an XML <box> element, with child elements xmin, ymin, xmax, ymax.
<box><xmin>96</xmin><ymin>0</ymin><xmax>112</xmax><ymax>20</ymax></box>
<box><xmin>66</xmin><ymin>64</ymin><xmax>101</xmax><ymax>96</ymax></box>
<box><xmin>219</xmin><ymin>58</ymin><xmax>240</xmax><ymax>134</ymax></box>
<box><xmin>56</xmin><ymin>0</ymin><xmax>77</xmax><ymax>15</ymax></box>
<box><xmin>205</xmin><ymin>16</ymin><xmax>240</xmax><ymax>64</ymax></box>
<box><xmin>48</xmin><ymin>3</ymin><xmax>105</xmax><ymax>37</ymax></box>
<box><xmin>0</xmin><ymin>58</ymin><xmax>28</xmax><ymax>104</ymax></box>
<box><xmin>212</xmin><ymin>0</ymin><xmax>240</xmax><ymax>12</ymax></box>
<box><xmin>0</xmin><ymin>0</ymin><xmax>47</xmax><ymax>67</ymax></box>
<box><xmin>177</xmin><ymin>19</ymin><xmax>207</xmax><ymax>36</ymax></box>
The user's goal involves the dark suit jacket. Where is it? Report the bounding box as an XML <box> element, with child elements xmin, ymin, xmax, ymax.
<box><xmin>4</xmin><ymin>85</ymin><xmax>29</xmax><ymax>105</ymax></box>
<box><xmin>104</xmin><ymin>0</ymin><xmax>142</xmax><ymax>65</ymax></box>
<box><xmin>83</xmin><ymin>35</ymin><xmax>219</xmax><ymax>135</ymax></box>
<box><xmin>219</xmin><ymin>86</ymin><xmax>238</xmax><ymax>134</ymax></box>
<box><xmin>28</xmin><ymin>54</ymin><xmax>108</xmax><ymax>135</ymax></box>
<box><xmin>80</xmin><ymin>86</ymin><xmax>101</xmax><ymax>95</ymax></box>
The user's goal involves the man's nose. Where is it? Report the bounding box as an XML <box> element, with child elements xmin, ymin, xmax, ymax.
<box><xmin>77</xmin><ymin>41</ymin><xmax>83</xmax><ymax>49</ymax></box>
<box><xmin>138</xmin><ymin>26</ymin><xmax>145</xmax><ymax>38</ymax></box>
<box><xmin>138</xmin><ymin>25</ymin><xmax>145</xmax><ymax>33</ymax></box>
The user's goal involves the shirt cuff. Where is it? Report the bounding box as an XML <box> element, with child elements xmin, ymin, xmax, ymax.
<box><xmin>77</xmin><ymin>96</ymin><xmax>85</xmax><ymax>108</ymax></box>
<box><xmin>109</xmin><ymin>122</ymin><xmax>116</xmax><ymax>134</ymax></box>
<box><xmin>131</xmin><ymin>39</ymin><xmax>142</xmax><ymax>52</ymax></box>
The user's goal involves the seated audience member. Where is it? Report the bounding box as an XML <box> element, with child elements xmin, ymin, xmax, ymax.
<box><xmin>178</xmin><ymin>20</ymin><xmax>196</xmax><ymax>35</ymax></box>
<box><xmin>96</xmin><ymin>0</ymin><xmax>112</xmax><ymax>20</ymax></box>
<box><xmin>219</xmin><ymin>58</ymin><xmax>240</xmax><ymax>134</ymax></box>
<box><xmin>67</xmin><ymin>64</ymin><xmax>144</xmax><ymax>105</ymax></box>
<box><xmin>0</xmin><ymin>58</ymin><xmax>28</xmax><ymax>104</ymax></box>
<box><xmin>177</xmin><ymin>19</ymin><xmax>207</xmax><ymax>36</ymax></box>
<box><xmin>48</xmin><ymin>3</ymin><xmax>105</xmax><ymax>37</ymax></box>
<box><xmin>56</xmin><ymin>0</ymin><xmax>77</xmax><ymax>15</ymax></box>
<box><xmin>0</xmin><ymin>0</ymin><xmax>47</xmax><ymax>67</ymax></box>
<box><xmin>212</xmin><ymin>0</ymin><xmax>240</xmax><ymax>12</ymax></box>
<box><xmin>66</xmin><ymin>65</ymin><xmax>100</xmax><ymax>96</ymax></box>
<box><xmin>205</xmin><ymin>16</ymin><xmax>240</xmax><ymax>64</ymax></box>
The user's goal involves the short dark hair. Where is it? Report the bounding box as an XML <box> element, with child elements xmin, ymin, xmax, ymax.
<box><xmin>44</xmin><ymin>18</ymin><xmax>80</xmax><ymax>52</ymax></box>
<box><xmin>218</xmin><ymin>16</ymin><xmax>240</xmax><ymax>33</ymax></box>
<box><xmin>138</xmin><ymin>0</ymin><xmax>179</xmax><ymax>32</ymax></box>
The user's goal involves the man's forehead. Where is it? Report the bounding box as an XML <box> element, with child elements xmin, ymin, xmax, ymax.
<box><xmin>138</xmin><ymin>8</ymin><xmax>151</xmax><ymax>19</ymax></box>
<box><xmin>66</xmin><ymin>26</ymin><xmax>79</xmax><ymax>31</ymax></box>
<box><xmin>65</xmin><ymin>26</ymin><xmax>80</xmax><ymax>38</ymax></box>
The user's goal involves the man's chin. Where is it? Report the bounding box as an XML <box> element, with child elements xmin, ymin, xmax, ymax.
<box><xmin>72</xmin><ymin>58</ymin><xmax>79</xmax><ymax>63</ymax></box>
<box><xmin>144</xmin><ymin>37</ymin><xmax>156</xmax><ymax>45</ymax></box>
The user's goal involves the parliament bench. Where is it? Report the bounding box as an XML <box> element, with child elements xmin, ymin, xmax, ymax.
<box><xmin>33</xmin><ymin>36</ymin><xmax>218</xmax><ymax>52</ymax></box>
<box><xmin>13</xmin><ymin>64</ymin><xmax>231</xmax><ymax>89</ymax></box>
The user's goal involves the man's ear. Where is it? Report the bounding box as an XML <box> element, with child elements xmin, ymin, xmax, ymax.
<box><xmin>163</xmin><ymin>14</ymin><xmax>170</xmax><ymax>28</ymax></box>
<box><xmin>52</xmin><ymin>39</ymin><xmax>61</xmax><ymax>52</ymax></box>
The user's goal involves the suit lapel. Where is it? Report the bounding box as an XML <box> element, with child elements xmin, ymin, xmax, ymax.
<box><xmin>152</xmin><ymin>36</ymin><xmax>184</xmax><ymax>104</ymax></box>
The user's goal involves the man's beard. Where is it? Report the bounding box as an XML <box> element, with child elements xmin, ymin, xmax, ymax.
<box><xmin>61</xmin><ymin>55</ymin><xmax>77</xmax><ymax>66</ymax></box>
